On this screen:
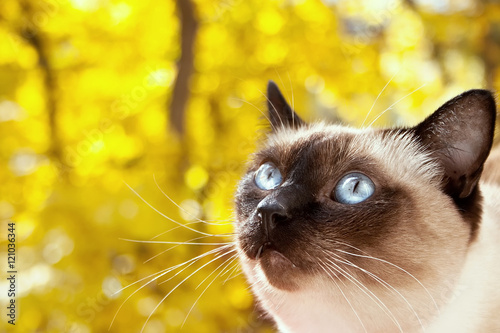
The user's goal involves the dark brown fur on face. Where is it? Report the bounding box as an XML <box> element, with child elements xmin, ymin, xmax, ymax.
<box><xmin>235</xmin><ymin>132</ymin><xmax>426</xmax><ymax>291</ymax></box>
<box><xmin>234</xmin><ymin>81</ymin><xmax>498</xmax><ymax>332</ymax></box>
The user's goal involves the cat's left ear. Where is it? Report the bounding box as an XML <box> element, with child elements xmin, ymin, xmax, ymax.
<box><xmin>267</xmin><ymin>81</ymin><xmax>305</xmax><ymax>130</ymax></box>
<box><xmin>413</xmin><ymin>89</ymin><xmax>496</xmax><ymax>199</ymax></box>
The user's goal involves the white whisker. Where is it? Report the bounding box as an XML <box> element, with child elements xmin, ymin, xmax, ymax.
<box><xmin>119</xmin><ymin>238</ymin><xmax>233</xmax><ymax>246</ymax></box>
<box><xmin>153</xmin><ymin>174</ymin><xmax>229</xmax><ymax>226</ymax></box>
<box><xmin>323</xmin><ymin>255</ymin><xmax>403</xmax><ymax>333</ymax></box>
<box><xmin>182</xmin><ymin>253</ymin><xmax>239</xmax><ymax>327</ymax></box>
<box><xmin>362</xmin><ymin>69</ymin><xmax>400</xmax><ymax>128</ymax></box>
<box><xmin>258</xmin><ymin>87</ymin><xmax>285</xmax><ymax>130</ymax></box>
<box><xmin>150</xmin><ymin>225</ymin><xmax>233</xmax><ymax>241</ymax></box>
<box><xmin>317</xmin><ymin>259</ymin><xmax>368</xmax><ymax>333</ymax></box>
<box><xmin>334</xmin><ymin>252</ymin><xmax>423</xmax><ymax>332</ymax></box>
<box><xmin>315</xmin><ymin>244</ymin><xmax>403</xmax><ymax>332</ymax></box>
<box><xmin>143</xmin><ymin>235</ymin><xmax>229</xmax><ymax>264</ymax></box>
<box><xmin>222</xmin><ymin>261</ymin><xmax>243</xmax><ymax>284</ymax></box>
<box><xmin>287</xmin><ymin>72</ymin><xmax>295</xmax><ymax>112</ymax></box>
<box><xmin>123</xmin><ymin>182</ymin><xmax>219</xmax><ymax>237</ymax></box>
<box><xmin>367</xmin><ymin>84</ymin><xmax>427</xmax><ymax>128</ymax></box>
<box><xmin>109</xmin><ymin>244</ymin><xmax>232</xmax><ymax>330</ymax></box>
<box><xmin>110</xmin><ymin>254</ymin><xmax>198</xmax><ymax>330</ymax></box>
<box><xmin>336</xmin><ymin>248</ymin><xmax>439</xmax><ymax>313</ymax></box>
<box><xmin>140</xmin><ymin>248</ymin><xmax>236</xmax><ymax>333</ymax></box>
<box><xmin>233</xmin><ymin>97</ymin><xmax>277</xmax><ymax>131</ymax></box>
<box><xmin>276</xmin><ymin>71</ymin><xmax>295</xmax><ymax>128</ymax></box>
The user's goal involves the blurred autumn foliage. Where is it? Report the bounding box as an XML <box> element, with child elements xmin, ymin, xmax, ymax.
<box><xmin>1</xmin><ymin>0</ymin><xmax>500</xmax><ymax>332</ymax></box>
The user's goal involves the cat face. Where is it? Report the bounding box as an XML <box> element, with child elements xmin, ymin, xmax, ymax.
<box><xmin>234</xmin><ymin>82</ymin><xmax>496</xmax><ymax>327</ymax></box>
<box><xmin>235</xmin><ymin>123</ymin><xmax>470</xmax><ymax>293</ymax></box>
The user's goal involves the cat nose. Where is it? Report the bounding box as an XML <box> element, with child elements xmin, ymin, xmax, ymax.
<box><xmin>257</xmin><ymin>198</ymin><xmax>290</xmax><ymax>236</ymax></box>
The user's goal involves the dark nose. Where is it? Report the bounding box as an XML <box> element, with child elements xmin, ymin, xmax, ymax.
<box><xmin>257</xmin><ymin>197</ymin><xmax>290</xmax><ymax>237</ymax></box>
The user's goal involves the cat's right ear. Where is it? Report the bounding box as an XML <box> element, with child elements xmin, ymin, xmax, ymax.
<box><xmin>267</xmin><ymin>81</ymin><xmax>305</xmax><ymax>131</ymax></box>
<box><xmin>413</xmin><ymin>89</ymin><xmax>496</xmax><ymax>199</ymax></box>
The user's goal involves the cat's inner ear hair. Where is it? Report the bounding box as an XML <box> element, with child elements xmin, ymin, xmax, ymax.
<box><xmin>267</xmin><ymin>80</ymin><xmax>305</xmax><ymax>131</ymax></box>
<box><xmin>413</xmin><ymin>89</ymin><xmax>496</xmax><ymax>199</ymax></box>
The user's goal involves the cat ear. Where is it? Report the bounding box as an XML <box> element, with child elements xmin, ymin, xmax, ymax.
<box><xmin>413</xmin><ymin>89</ymin><xmax>496</xmax><ymax>199</ymax></box>
<box><xmin>267</xmin><ymin>80</ymin><xmax>305</xmax><ymax>130</ymax></box>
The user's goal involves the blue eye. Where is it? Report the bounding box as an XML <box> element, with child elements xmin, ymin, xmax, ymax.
<box><xmin>334</xmin><ymin>172</ymin><xmax>375</xmax><ymax>204</ymax></box>
<box><xmin>254</xmin><ymin>162</ymin><xmax>283</xmax><ymax>190</ymax></box>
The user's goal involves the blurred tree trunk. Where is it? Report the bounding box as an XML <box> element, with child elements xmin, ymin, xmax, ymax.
<box><xmin>20</xmin><ymin>1</ymin><xmax>61</xmax><ymax>163</ymax></box>
<box><xmin>170</xmin><ymin>0</ymin><xmax>198</xmax><ymax>137</ymax></box>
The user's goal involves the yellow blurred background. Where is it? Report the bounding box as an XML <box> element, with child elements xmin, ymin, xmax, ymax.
<box><xmin>1</xmin><ymin>0</ymin><xmax>499</xmax><ymax>332</ymax></box>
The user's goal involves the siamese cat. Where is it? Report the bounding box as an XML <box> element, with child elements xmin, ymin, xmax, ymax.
<box><xmin>234</xmin><ymin>81</ymin><xmax>500</xmax><ymax>333</ymax></box>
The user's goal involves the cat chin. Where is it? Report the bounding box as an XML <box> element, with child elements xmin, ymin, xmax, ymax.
<box><xmin>257</xmin><ymin>249</ymin><xmax>302</xmax><ymax>291</ymax></box>
<box><xmin>238</xmin><ymin>247</ymin><xmax>310</xmax><ymax>292</ymax></box>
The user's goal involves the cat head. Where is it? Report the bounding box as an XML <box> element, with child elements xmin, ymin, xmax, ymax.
<box><xmin>234</xmin><ymin>82</ymin><xmax>496</xmax><ymax>297</ymax></box>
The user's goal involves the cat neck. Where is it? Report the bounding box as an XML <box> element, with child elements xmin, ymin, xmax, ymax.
<box><xmin>428</xmin><ymin>182</ymin><xmax>500</xmax><ymax>332</ymax></box>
